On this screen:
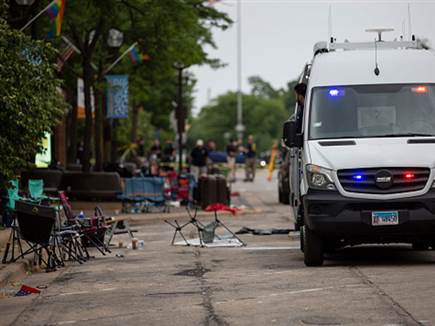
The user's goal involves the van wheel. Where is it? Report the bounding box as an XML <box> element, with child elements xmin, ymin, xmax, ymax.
<box><xmin>303</xmin><ymin>226</ymin><xmax>324</xmax><ymax>266</ymax></box>
<box><xmin>412</xmin><ymin>242</ymin><xmax>430</xmax><ymax>250</ymax></box>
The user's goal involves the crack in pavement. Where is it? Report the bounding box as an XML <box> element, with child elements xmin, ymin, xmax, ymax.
<box><xmin>349</xmin><ymin>266</ymin><xmax>424</xmax><ymax>326</ymax></box>
<box><xmin>193</xmin><ymin>250</ymin><xmax>229</xmax><ymax>326</ymax></box>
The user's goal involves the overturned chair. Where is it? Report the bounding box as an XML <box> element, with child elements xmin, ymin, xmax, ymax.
<box><xmin>165</xmin><ymin>205</ymin><xmax>245</xmax><ymax>247</ymax></box>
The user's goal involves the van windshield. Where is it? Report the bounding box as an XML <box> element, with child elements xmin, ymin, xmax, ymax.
<box><xmin>309</xmin><ymin>84</ymin><xmax>435</xmax><ymax>140</ymax></box>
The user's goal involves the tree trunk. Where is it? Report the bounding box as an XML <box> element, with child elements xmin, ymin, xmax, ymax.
<box><xmin>67</xmin><ymin>83</ymin><xmax>78</xmax><ymax>165</ymax></box>
<box><xmin>94</xmin><ymin>61</ymin><xmax>104</xmax><ymax>171</ymax></box>
<box><xmin>130</xmin><ymin>102</ymin><xmax>139</xmax><ymax>143</ymax></box>
<box><xmin>111</xmin><ymin>119</ymin><xmax>118</xmax><ymax>163</ymax></box>
<box><xmin>82</xmin><ymin>59</ymin><xmax>94</xmax><ymax>172</ymax></box>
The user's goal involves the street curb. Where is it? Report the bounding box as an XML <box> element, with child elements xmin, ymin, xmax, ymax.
<box><xmin>0</xmin><ymin>259</ymin><xmax>32</xmax><ymax>289</ymax></box>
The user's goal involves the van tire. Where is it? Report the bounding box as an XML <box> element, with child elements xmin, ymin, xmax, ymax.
<box><xmin>303</xmin><ymin>226</ymin><xmax>324</xmax><ymax>266</ymax></box>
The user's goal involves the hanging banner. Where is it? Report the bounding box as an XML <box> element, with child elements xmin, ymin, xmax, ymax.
<box><xmin>106</xmin><ymin>75</ymin><xmax>129</xmax><ymax>119</ymax></box>
<box><xmin>77</xmin><ymin>78</ymin><xmax>95</xmax><ymax>119</ymax></box>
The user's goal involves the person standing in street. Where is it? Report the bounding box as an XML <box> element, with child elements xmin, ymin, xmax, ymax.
<box><xmin>226</xmin><ymin>138</ymin><xmax>238</xmax><ymax>182</ymax></box>
<box><xmin>244</xmin><ymin>135</ymin><xmax>257</xmax><ymax>182</ymax></box>
<box><xmin>294</xmin><ymin>83</ymin><xmax>307</xmax><ymax>133</ymax></box>
<box><xmin>190</xmin><ymin>139</ymin><xmax>208</xmax><ymax>181</ymax></box>
<box><xmin>162</xmin><ymin>140</ymin><xmax>175</xmax><ymax>163</ymax></box>
<box><xmin>149</xmin><ymin>138</ymin><xmax>162</xmax><ymax>161</ymax></box>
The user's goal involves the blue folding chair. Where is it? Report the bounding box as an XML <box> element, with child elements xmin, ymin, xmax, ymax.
<box><xmin>118</xmin><ymin>178</ymin><xmax>145</xmax><ymax>213</ymax></box>
<box><xmin>140</xmin><ymin>177</ymin><xmax>168</xmax><ymax>212</ymax></box>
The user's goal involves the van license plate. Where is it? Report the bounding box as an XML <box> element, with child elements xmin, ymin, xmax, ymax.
<box><xmin>371</xmin><ymin>211</ymin><xmax>399</xmax><ymax>226</ymax></box>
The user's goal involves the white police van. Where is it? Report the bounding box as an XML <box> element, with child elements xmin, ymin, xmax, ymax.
<box><xmin>283</xmin><ymin>29</ymin><xmax>435</xmax><ymax>266</ymax></box>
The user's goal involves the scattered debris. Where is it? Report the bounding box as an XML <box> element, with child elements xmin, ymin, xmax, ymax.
<box><xmin>15</xmin><ymin>285</ymin><xmax>41</xmax><ymax>297</ymax></box>
<box><xmin>236</xmin><ymin>227</ymin><xmax>293</xmax><ymax>236</ymax></box>
<box><xmin>174</xmin><ymin>237</ymin><xmax>244</xmax><ymax>248</ymax></box>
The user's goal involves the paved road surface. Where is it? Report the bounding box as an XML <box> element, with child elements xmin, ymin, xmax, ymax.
<box><xmin>1</xmin><ymin>170</ymin><xmax>435</xmax><ymax>325</ymax></box>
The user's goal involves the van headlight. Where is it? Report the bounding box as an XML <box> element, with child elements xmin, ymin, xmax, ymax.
<box><xmin>306</xmin><ymin>164</ymin><xmax>336</xmax><ymax>190</ymax></box>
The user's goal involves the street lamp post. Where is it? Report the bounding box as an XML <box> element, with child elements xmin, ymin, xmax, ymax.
<box><xmin>95</xmin><ymin>28</ymin><xmax>124</xmax><ymax>169</ymax></box>
<box><xmin>236</xmin><ymin>0</ymin><xmax>244</xmax><ymax>140</ymax></box>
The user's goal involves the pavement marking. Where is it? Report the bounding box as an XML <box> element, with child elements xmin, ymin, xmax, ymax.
<box><xmin>53</xmin><ymin>321</ymin><xmax>77</xmax><ymax>325</ymax></box>
<box><xmin>58</xmin><ymin>291</ymin><xmax>89</xmax><ymax>296</ymax></box>
<box><xmin>241</xmin><ymin>246</ymin><xmax>300</xmax><ymax>250</ymax></box>
<box><xmin>54</xmin><ymin>288</ymin><xmax>117</xmax><ymax>298</ymax></box>
<box><xmin>215</xmin><ymin>284</ymin><xmax>362</xmax><ymax>305</ymax></box>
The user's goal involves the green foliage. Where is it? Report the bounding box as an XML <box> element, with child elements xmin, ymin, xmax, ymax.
<box><xmin>0</xmin><ymin>18</ymin><xmax>65</xmax><ymax>187</ymax></box>
<box><xmin>58</xmin><ymin>0</ymin><xmax>231</xmax><ymax>162</ymax></box>
<box><xmin>109</xmin><ymin>0</ymin><xmax>231</xmax><ymax>141</ymax></box>
<box><xmin>189</xmin><ymin>76</ymin><xmax>297</xmax><ymax>153</ymax></box>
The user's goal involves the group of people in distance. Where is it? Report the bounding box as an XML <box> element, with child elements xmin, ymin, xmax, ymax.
<box><xmin>188</xmin><ymin>82</ymin><xmax>307</xmax><ymax>184</ymax></box>
<box><xmin>189</xmin><ymin>135</ymin><xmax>257</xmax><ymax>183</ymax></box>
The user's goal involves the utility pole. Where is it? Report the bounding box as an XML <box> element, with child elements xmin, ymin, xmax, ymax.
<box><xmin>235</xmin><ymin>0</ymin><xmax>244</xmax><ymax>141</ymax></box>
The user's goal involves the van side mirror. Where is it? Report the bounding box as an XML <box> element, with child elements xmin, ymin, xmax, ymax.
<box><xmin>282</xmin><ymin>120</ymin><xmax>303</xmax><ymax>148</ymax></box>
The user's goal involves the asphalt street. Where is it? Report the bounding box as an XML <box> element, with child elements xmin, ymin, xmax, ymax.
<box><xmin>1</xmin><ymin>170</ymin><xmax>435</xmax><ymax>325</ymax></box>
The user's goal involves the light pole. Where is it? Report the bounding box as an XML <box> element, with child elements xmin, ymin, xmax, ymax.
<box><xmin>96</xmin><ymin>28</ymin><xmax>124</xmax><ymax>169</ymax></box>
<box><xmin>235</xmin><ymin>0</ymin><xmax>245</xmax><ymax>140</ymax></box>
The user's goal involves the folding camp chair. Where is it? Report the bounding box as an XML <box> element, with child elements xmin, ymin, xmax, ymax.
<box><xmin>104</xmin><ymin>216</ymin><xmax>137</xmax><ymax>247</ymax></box>
<box><xmin>12</xmin><ymin>201</ymin><xmax>61</xmax><ymax>271</ymax></box>
<box><xmin>58</xmin><ymin>191</ymin><xmax>110</xmax><ymax>255</ymax></box>
<box><xmin>165</xmin><ymin>207</ymin><xmax>245</xmax><ymax>247</ymax></box>
<box><xmin>28</xmin><ymin>179</ymin><xmax>59</xmax><ymax>204</ymax></box>
<box><xmin>140</xmin><ymin>177</ymin><xmax>169</xmax><ymax>213</ymax></box>
<box><xmin>2</xmin><ymin>180</ymin><xmax>25</xmax><ymax>263</ymax></box>
<box><xmin>118</xmin><ymin>178</ymin><xmax>146</xmax><ymax>213</ymax></box>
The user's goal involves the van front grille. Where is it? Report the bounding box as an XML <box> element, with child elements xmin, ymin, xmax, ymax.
<box><xmin>337</xmin><ymin>167</ymin><xmax>430</xmax><ymax>194</ymax></box>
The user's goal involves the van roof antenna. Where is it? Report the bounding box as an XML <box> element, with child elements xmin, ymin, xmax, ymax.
<box><xmin>408</xmin><ymin>3</ymin><xmax>413</xmax><ymax>41</ymax></box>
<box><xmin>374</xmin><ymin>38</ymin><xmax>380</xmax><ymax>76</ymax></box>
<box><xmin>328</xmin><ymin>4</ymin><xmax>333</xmax><ymax>43</ymax></box>
<box><xmin>365</xmin><ymin>28</ymin><xmax>394</xmax><ymax>42</ymax></box>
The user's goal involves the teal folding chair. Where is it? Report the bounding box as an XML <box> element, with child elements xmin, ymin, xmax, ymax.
<box><xmin>6</xmin><ymin>179</ymin><xmax>21</xmax><ymax>210</ymax></box>
<box><xmin>2</xmin><ymin>180</ymin><xmax>24</xmax><ymax>263</ymax></box>
<box><xmin>28</xmin><ymin>179</ymin><xmax>58</xmax><ymax>204</ymax></box>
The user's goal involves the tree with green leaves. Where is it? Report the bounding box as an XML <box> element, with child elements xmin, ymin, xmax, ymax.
<box><xmin>0</xmin><ymin>13</ymin><xmax>64</xmax><ymax>188</ymax></box>
<box><xmin>60</xmin><ymin>0</ymin><xmax>231</xmax><ymax>170</ymax></box>
<box><xmin>189</xmin><ymin>76</ymin><xmax>296</xmax><ymax>153</ymax></box>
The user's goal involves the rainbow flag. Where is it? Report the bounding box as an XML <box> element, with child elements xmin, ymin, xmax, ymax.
<box><xmin>47</xmin><ymin>0</ymin><xmax>66</xmax><ymax>37</ymax></box>
<box><xmin>127</xmin><ymin>46</ymin><xmax>151</xmax><ymax>64</ymax></box>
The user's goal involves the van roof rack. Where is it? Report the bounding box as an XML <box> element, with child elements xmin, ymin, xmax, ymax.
<box><xmin>328</xmin><ymin>28</ymin><xmax>418</xmax><ymax>51</ymax></box>
<box><xmin>329</xmin><ymin>40</ymin><xmax>418</xmax><ymax>51</ymax></box>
